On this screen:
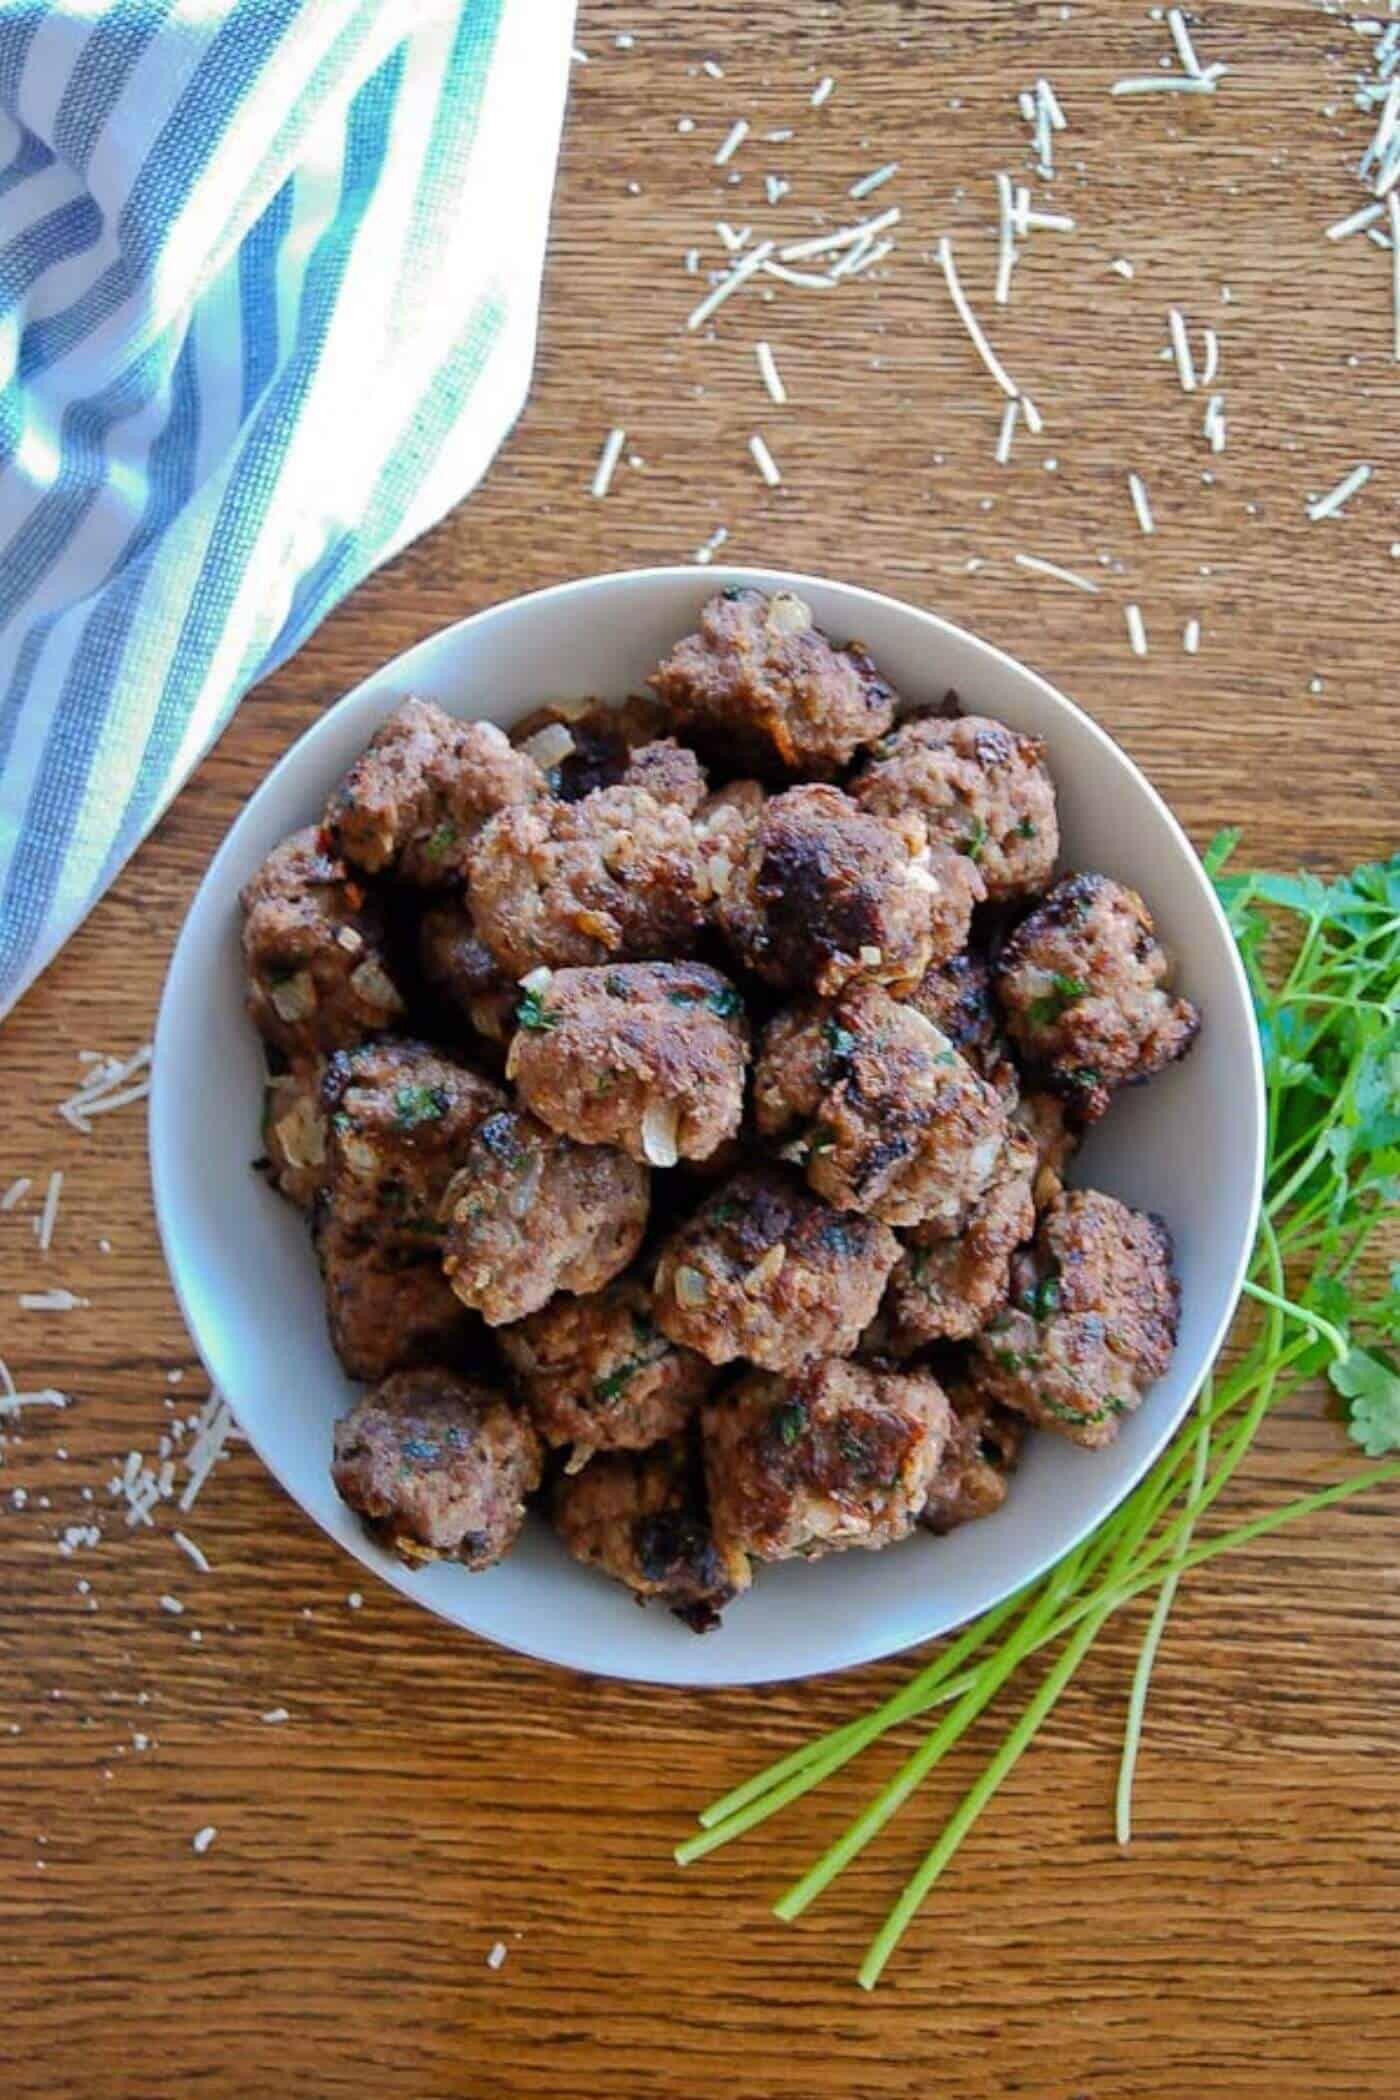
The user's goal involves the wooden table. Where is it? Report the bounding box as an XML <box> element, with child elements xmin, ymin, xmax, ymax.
<box><xmin>3</xmin><ymin>7</ymin><xmax>1398</xmax><ymax>2094</ymax></box>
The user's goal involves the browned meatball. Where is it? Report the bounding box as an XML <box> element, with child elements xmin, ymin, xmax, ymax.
<box><xmin>919</xmin><ymin>1385</ymin><xmax>1025</xmax><ymax>1534</ymax></box>
<box><xmin>552</xmin><ymin>1433</ymin><xmax>752</xmax><ymax>1631</ymax></box>
<box><xmin>652</xmin><ymin>1166</ymin><xmax>899</xmax><ymax>1372</ymax></box>
<box><xmin>315</xmin><ymin>1217</ymin><xmax>481</xmax><ymax>1383</ymax></box>
<box><xmin>703</xmin><ymin>1357</ymin><xmax>952</xmax><ymax>1563</ymax></box>
<box><xmin>850</xmin><ymin>713</ymin><xmax>1058</xmax><ymax>901</ymax></box>
<box><xmin>906</xmin><ymin>948</ymin><xmax>1018</xmax><ymax>1105</ymax></box>
<box><xmin>753</xmin><ymin>985</ymin><xmax>1011</xmax><ymax>1231</ymax></box>
<box><xmin>467</xmin><ymin>785</ymin><xmax>708</xmax><ymax>977</ymax></box>
<box><xmin>498</xmin><ymin>1273</ymin><xmax>715</xmax><ymax>1460</ymax></box>
<box><xmin>511</xmin><ymin>694</ymin><xmax>668</xmax><ymax>801</ymax></box>
<box><xmin>332</xmin><ymin>1369</ymin><xmax>541</xmax><ymax>1568</ymax></box>
<box><xmin>259</xmin><ymin>1059</ymin><xmax>328</xmax><ymax>1209</ymax></box>
<box><xmin>417</xmin><ymin>901</ymin><xmax>517</xmax><ymax>1044</ymax></box>
<box><xmin>1013</xmin><ymin>1087</ymin><xmax>1081</xmax><ymax>1208</ymax></box>
<box><xmin>322</xmin><ymin>1039</ymin><xmax>505</xmax><ymax>1251</ymax></box>
<box><xmin>718</xmin><ymin>783</ymin><xmax>981</xmax><ymax>996</ymax></box>
<box><xmin>506</xmin><ymin>960</ymin><xmax>748</xmax><ymax>1164</ymax></box>
<box><xmin>323</xmin><ymin>696</ymin><xmax>545</xmax><ymax>886</ymax></box>
<box><xmin>970</xmin><ymin>1188</ymin><xmax>1179</xmax><ymax>1448</ymax></box>
<box><xmin>995</xmin><ymin>873</ymin><xmax>1201</xmax><ymax>1120</ymax></box>
<box><xmin>240</xmin><ymin>828</ymin><xmax>404</xmax><ymax>1057</ymax></box>
<box><xmin>441</xmin><ymin>1107</ymin><xmax>649</xmax><ymax>1325</ymax></box>
<box><xmin>650</xmin><ymin>586</ymin><xmax>897</xmax><ymax>777</ymax></box>
<box><xmin>884</xmin><ymin>1128</ymin><xmax>1037</xmax><ymax>1346</ymax></box>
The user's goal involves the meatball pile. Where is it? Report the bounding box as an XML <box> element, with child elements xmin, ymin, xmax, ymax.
<box><xmin>240</xmin><ymin>588</ymin><xmax>1200</xmax><ymax>1628</ymax></box>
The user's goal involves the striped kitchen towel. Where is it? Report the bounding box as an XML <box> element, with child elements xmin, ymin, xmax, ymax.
<box><xmin>0</xmin><ymin>0</ymin><xmax>576</xmax><ymax>1020</ymax></box>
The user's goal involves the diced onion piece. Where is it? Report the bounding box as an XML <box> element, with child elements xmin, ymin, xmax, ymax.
<box><xmin>338</xmin><ymin>1132</ymin><xmax>380</xmax><ymax>1180</ymax></box>
<box><xmin>766</xmin><ymin>591</ymin><xmax>811</xmax><ymax>636</ymax></box>
<box><xmin>349</xmin><ymin>958</ymin><xmax>399</xmax><ymax>1012</ymax></box>
<box><xmin>642</xmin><ymin>1101</ymin><xmax>681</xmax><ymax>1167</ymax></box>
<box><xmin>507</xmin><ymin>1146</ymin><xmax>544</xmax><ymax>1217</ymax></box>
<box><xmin>859</xmin><ymin>945</ymin><xmax>884</xmax><ymax>967</ymax></box>
<box><xmin>520</xmin><ymin>723</ymin><xmax>577</xmax><ymax>770</ymax></box>
<box><xmin>269</xmin><ymin>971</ymin><xmax>317</xmax><ymax>1025</ymax></box>
<box><xmin>744</xmin><ymin>1242</ymin><xmax>787</xmax><ymax>1293</ymax></box>
<box><xmin>674</xmin><ymin>1265</ymin><xmax>709</xmax><ymax>1307</ymax></box>
<box><xmin>519</xmin><ymin>965</ymin><xmax>554</xmax><ymax>994</ymax></box>
<box><xmin>274</xmin><ymin>1094</ymin><xmax>326</xmax><ymax>1170</ymax></box>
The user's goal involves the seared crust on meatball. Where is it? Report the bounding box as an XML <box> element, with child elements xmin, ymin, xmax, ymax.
<box><xmin>259</xmin><ymin>1059</ymin><xmax>328</xmax><ymax>1209</ymax></box>
<box><xmin>884</xmin><ymin>1128</ymin><xmax>1037</xmax><ymax>1346</ymax></box>
<box><xmin>650</xmin><ymin>587</ymin><xmax>897</xmax><ymax>777</ymax></box>
<box><xmin>919</xmin><ymin>1385</ymin><xmax>1025</xmax><ymax>1534</ymax></box>
<box><xmin>332</xmin><ymin>1369</ymin><xmax>541</xmax><ymax>1568</ymax></box>
<box><xmin>652</xmin><ymin>1165</ymin><xmax>900</xmax><ymax>1372</ymax></box>
<box><xmin>717</xmin><ymin>783</ymin><xmax>980</xmax><ymax>995</ymax></box>
<box><xmin>995</xmin><ymin>872</ymin><xmax>1201</xmax><ymax>1119</ymax></box>
<box><xmin>322</xmin><ymin>1039</ymin><xmax>505</xmax><ymax>1251</ymax></box>
<box><xmin>703</xmin><ymin>1357</ymin><xmax>952</xmax><ymax>1563</ymax></box>
<box><xmin>498</xmin><ymin>1274</ymin><xmax>714</xmax><ymax>1459</ymax></box>
<box><xmin>324</xmin><ymin>697</ymin><xmax>545</xmax><ymax>886</ymax></box>
<box><xmin>970</xmin><ymin>1188</ymin><xmax>1179</xmax><ymax>1447</ymax></box>
<box><xmin>240</xmin><ymin>827</ymin><xmax>404</xmax><ymax>1057</ymax></box>
<box><xmin>906</xmin><ymin>948</ymin><xmax>1018</xmax><ymax>1104</ymax></box>
<box><xmin>417</xmin><ymin>901</ymin><xmax>518</xmax><ymax>1044</ymax></box>
<box><xmin>552</xmin><ymin>1433</ymin><xmax>751</xmax><ymax>1631</ymax></box>
<box><xmin>754</xmin><ymin>985</ymin><xmax>1011</xmax><ymax>1231</ymax></box>
<box><xmin>620</xmin><ymin>739</ymin><xmax>708</xmax><ymax>814</ymax></box>
<box><xmin>441</xmin><ymin>1107</ymin><xmax>649</xmax><ymax>1325</ymax></box>
<box><xmin>850</xmin><ymin>713</ymin><xmax>1058</xmax><ymax>900</ymax></box>
<box><xmin>512</xmin><ymin>695</ymin><xmax>669</xmax><ymax>801</ymax></box>
<box><xmin>315</xmin><ymin>1216</ymin><xmax>481</xmax><ymax>1383</ymax></box>
<box><xmin>467</xmin><ymin>785</ymin><xmax>708</xmax><ymax>977</ymax></box>
<box><xmin>507</xmin><ymin>960</ymin><xmax>748</xmax><ymax>1164</ymax></box>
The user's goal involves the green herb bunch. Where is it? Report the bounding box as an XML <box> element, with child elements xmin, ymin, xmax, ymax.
<box><xmin>676</xmin><ymin>841</ymin><xmax>1400</xmax><ymax>1987</ymax></box>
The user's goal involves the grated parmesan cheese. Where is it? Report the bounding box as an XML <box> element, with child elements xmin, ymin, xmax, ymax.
<box><xmin>1167</xmin><ymin>307</ymin><xmax>1197</xmax><ymax>391</ymax></box>
<box><xmin>1014</xmin><ymin>553</ymin><xmax>1099</xmax><ymax>594</ymax></box>
<box><xmin>810</xmin><ymin>75</ymin><xmax>834</xmax><ymax>108</ymax></box>
<box><xmin>995</xmin><ymin>398</ymin><xmax>1019</xmax><ymax>464</ymax></box>
<box><xmin>936</xmin><ymin>236</ymin><xmax>1020</xmax><ymax>399</ymax></box>
<box><xmin>1125</xmin><ymin>603</ymin><xmax>1148</xmax><ymax>657</ymax></box>
<box><xmin>2</xmin><ymin>1176</ymin><xmax>29</xmax><ymax>1211</ymax></box>
<box><xmin>754</xmin><ymin>339</ymin><xmax>787</xmax><ymax>403</ymax></box>
<box><xmin>1305</xmin><ymin>461</ymin><xmax>1373</xmax><ymax>520</ymax></box>
<box><xmin>487</xmin><ymin>1941</ymin><xmax>509</xmax><ymax>1970</ymax></box>
<box><xmin>36</xmin><ymin>1170</ymin><xmax>62</xmax><ymax>1252</ymax></box>
<box><xmin>748</xmin><ymin>433</ymin><xmax>782</xmax><ymax>487</ymax></box>
<box><xmin>848</xmin><ymin>162</ymin><xmax>899</xmax><ymax>201</ymax></box>
<box><xmin>714</xmin><ymin>119</ymin><xmax>748</xmax><ymax>168</ymax></box>
<box><xmin>191</xmin><ymin>1825</ymin><xmax>217</xmax><ymax>1855</ymax></box>
<box><xmin>1128</xmin><ymin>472</ymin><xmax>1155</xmax><ymax>534</ymax></box>
<box><xmin>19</xmin><ymin>1288</ymin><xmax>87</xmax><ymax>1311</ymax></box>
<box><xmin>686</xmin><ymin>239</ymin><xmax>774</xmax><ymax>331</ymax></box>
<box><xmin>590</xmin><ymin>427</ymin><xmax>626</xmax><ymax>499</ymax></box>
<box><xmin>174</xmin><ymin>1531</ymin><xmax>211</xmax><ymax>1574</ymax></box>
<box><xmin>1184</xmin><ymin>617</ymin><xmax>1201</xmax><ymax>654</ymax></box>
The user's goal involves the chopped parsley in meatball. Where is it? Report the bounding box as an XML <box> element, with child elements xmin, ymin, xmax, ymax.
<box><xmin>332</xmin><ymin>1369</ymin><xmax>541</xmax><ymax>1568</ymax></box>
<box><xmin>717</xmin><ymin>783</ymin><xmax>982</xmax><ymax>996</ymax></box>
<box><xmin>499</xmin><ymin>1272</ymin><xmax>715</xmax><ymax>1462</ymax></box>
<box><xmin>883</xmin><ymin>1127</ymin><xmax>1037</xmax><ymax>1347</ymax></box>
<box><xmin>754</xmin><ymin>984</ymin><xmax>1011</xmax><ymax>1231</ymax></box>
<box><xmin>703</xmin><ymin>1356</ymin><xmax>952</xmax><ymax>1563</ymax></box>
<box><xmin>441</xmin><ymin>1107</ymin><xmax>649</xmax><ymax>1325</ymax></box>
<box><xmin>322</xmin><ymin>1038</ymin><xmax>505</xmax><ymax>1251</ymax></box>
<box><xmin>970</xmin><ymin>1187</ymin><xmax>1180</xmax><ymax>1447</ymax></box>
<box><xmin>553</xmin><ymin>1432</ymin><xmax>751</xmax><ymax>1631</ymax></box>
<box><xmin>314</xmin><ymin>1215</ymin><xmax>481</xmax><ymax>1385</ymax></box>
<box><xmin>850</xmin><ymin>712</ymin><xmax>1058</xmax><ymax>900</ymax></box>
<box><xmin>650</xmin><ymin>586</ymin><xmax>897</xmax><ymax>777</ymax></box>
<box><xmin>468</xmin><ymin>784</ymin><xmax>708</xmax><ymax>977</ymax></box>
<box><xmin>240</xmin><ymin>827</ymin><xmax>404</xmax><ymax>1057</ymax></box>
<box><xmin>919</xmin><ymin>1385</ymin><xmax>1026</xmax><ymax>1534</ymax></box>
<box><xmin>652</xmin><ymin>1165</ymin><xmax>900</xmax><ymax>1372</ymax></box>
<box><xmin>507</xmin><ymin>959</ymin><xmax>748</xmax><ymax>1164</ymax></box>
<box><xmin>995</xmin><ymin>872</ymin><xmax>1201</xmax><ymax>1119</ymax></box>
<box><xmin>324</xmin><ymin>696</ymin><xmax>546</xmax><ymax>887</ymax></box>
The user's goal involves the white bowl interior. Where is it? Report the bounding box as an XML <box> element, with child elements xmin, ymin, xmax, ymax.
<box><xmin>151</xmin><ymin>567</ymin><xmax>1264</xmax><ymax>1686</ymax></box>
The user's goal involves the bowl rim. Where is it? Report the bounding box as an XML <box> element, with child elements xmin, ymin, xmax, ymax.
<box><xmin>150</xmin><ymin>562</ymin><xmax>1266</xmax><ymax>1687</ymax></box>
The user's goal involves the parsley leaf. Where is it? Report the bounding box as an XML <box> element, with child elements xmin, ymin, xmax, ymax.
<box><xmin>392</xmin><ymin>1082</ymin><xmax>450</xmax><ymax>1129</ymax></box>
<box><xmin>1028</xmin><ymin>972</ymin><xmax>1089</xmax><ymax>1027</ymax></box>
<box><xmin>516</xmin><ymin>988</ymin><xmax>558</xmax><ymax>1032</ymax></box>
<box><xmin>1332</xmin><ymin>1346</ymin><xmax>1400</xmax><ymax>1457</ymax></box>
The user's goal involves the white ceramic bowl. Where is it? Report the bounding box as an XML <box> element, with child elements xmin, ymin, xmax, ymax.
<box><xmin>151</xmin><ymin>567</ymin><xmax>1264</xmax><ymax>1687</ymax></box>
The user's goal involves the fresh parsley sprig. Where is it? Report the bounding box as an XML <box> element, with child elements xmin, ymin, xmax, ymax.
<box><xmin>676</xmin><ymin>841</ymin><xmax>1400</xmax><ymax>1986</ymax></box>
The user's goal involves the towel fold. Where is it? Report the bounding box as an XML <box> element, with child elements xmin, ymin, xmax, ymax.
<box><xmin>0</xmin><ymin>0</ymin><xmax>576</xmax><ymax>1018</ymax></box>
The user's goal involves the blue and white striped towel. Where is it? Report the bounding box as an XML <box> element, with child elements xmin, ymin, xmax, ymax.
<box><xmin>0</xmin><ymin>0</ymin><xmax>575</xmax><ymax>1020</ymax></box>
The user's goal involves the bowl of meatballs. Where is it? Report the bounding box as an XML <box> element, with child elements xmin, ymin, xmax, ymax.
<box><xmin>150</xmin><ymin>568</ymin><xmax>1264</xmax><ymax>1686</ymax></box>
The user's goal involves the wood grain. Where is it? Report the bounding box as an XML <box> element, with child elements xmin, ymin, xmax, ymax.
<box><xmin>2</xmin><ymin>6</ymin><xmax>1398</xmax><ymax>2094</ymax></box>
